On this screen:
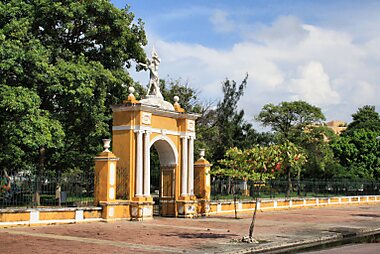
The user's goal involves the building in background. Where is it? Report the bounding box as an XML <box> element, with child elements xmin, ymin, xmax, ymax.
<box><xmin>326</xmin><ymin>120</ymin><xmax>347</xmax><ymax>135</ymax></box>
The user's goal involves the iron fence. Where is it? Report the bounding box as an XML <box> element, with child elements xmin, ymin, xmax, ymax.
<box><xmin>116</xmin><ymin>167</ymin><xmax>129</xmax><ymax>200</ymax></box>
<box><xmin>0</xmin><ymin>172</ymin><xmax>94</xmax><ymax>209</ymax></box>
<box><xmin>4</xmin><ymin>171</ymin><xmax>378</xmax><ymax>208</ymax></box>
<box><xmin>211</xmin><ymin>177</ymin><xmax>380</xmax><ymax>200</ymax></box>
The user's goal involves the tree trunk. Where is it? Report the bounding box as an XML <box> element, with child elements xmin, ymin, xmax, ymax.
<box><xmin>233</xmin><ymin>195</ymin><xmax>238</xmax><ymax>219</ymax></box>
<box><xmin>34</xmin><ymin>147</ymin><xmax>45</xmax><ymax>206</ymax></box>
<box><xmin>248</xmin><ymin>174</ymin><xmax>263</xmax><ymax>239</ymax></box>
<box><xmin>227</xmin><ymin>177</ymin><xmax>231</xmax><ymax>195</ymax></box>
<box><xmin>297</xmin><ymin>170</ymin><xmax>301</xmax><ymax>197</ymax></box>
<box><xmin>286</xmin><ymin>167</ymin><xmax>292</xmax><ymax>198</ymax></box>
<box><xmin>233</xmin><ymin>179</ymin><xmax>238</xmax><ymax>219</ymax></box>
<box><xmin>248</xmin><ymin>195</ymin><xmax>259</xmax><ymax>238</ymax></box>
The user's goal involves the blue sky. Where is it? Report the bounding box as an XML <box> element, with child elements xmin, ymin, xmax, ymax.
<box><xmin>111</xmin><ymin>0</ymin><xmax>380</xmax><ymax>125</ymax></box>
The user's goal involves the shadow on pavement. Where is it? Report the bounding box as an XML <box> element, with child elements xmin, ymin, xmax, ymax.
<box><xmin>161</xmin><ymin>232</ymin><xmax>238</xmax><ymax>239</ymax></box>
<box><xmin>353</xmin><ymin>213</ymin><xmax>380</xmax><ymax>218</ymax></box>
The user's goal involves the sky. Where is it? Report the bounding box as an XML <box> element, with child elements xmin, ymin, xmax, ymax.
<box><xmin>111</xmin><ymin>0</ymin><xmax>380</xmax><ymax>126</ymax></box>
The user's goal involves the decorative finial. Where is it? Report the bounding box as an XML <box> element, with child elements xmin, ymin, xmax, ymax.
<box><xmin>102</xmin><ymin>139</ymin><xmax>111</xmax><ymax>152</ymax></box>
<box><xmin>173</xmin><ymin>95</ymin><xmax>184</xmax><ymax>112</ymax></box>
<box><xmin>123</xmin><ymin>86</ymin><xmax>139</xmax><ymax>103</ymax></box>
<box><xmin>199</xmin><ymin>149</ymin><xmax>205</xmax><ymax>159</ymax></box>
<box><xmin>129</xmin><ymin>86</ymin><xmax>135</xmax><ymax>95</ymax></box>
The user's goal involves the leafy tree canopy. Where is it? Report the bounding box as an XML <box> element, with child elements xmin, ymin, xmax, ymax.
<box><xmin>331</xmin><ymin>129</ymin><xmax>380</xmax><ymax>179</ymax></box>
<box><xmin>300</xmin><ymin>126</ymin><xmax>344</xmax><ymax>179</ymax></box>
<box><xmin>256</xmin><ymin>100</ymin><xmax>326</xmax><ymax>142</ymax></box>
<box><xmin>204</xmin><ymin>74</ymin><xmax>274</xmax><ymax>163</ymax></box>
<box><xmin>0</xmin><ymin>85</ymin><xmax>64</xmax><ymax>174</ymax></box>
<box><xmin>0</xmin><ymin>0</ymin><xmax>147</xmax><ymax>174</ymax></box>
<box><xmin>345</xmin><ymin>105</ymin><xmax>380</xmax><ymax>135</ymax></box>
<box><xmin>159</xmin><ymin>78</ymin><xmax>201</xmax><ymax>113</ymax></box>
<box><xmin>330</xmin><ymin>105</ymin><xmax>380</xmax><ymax>179</ymax></box>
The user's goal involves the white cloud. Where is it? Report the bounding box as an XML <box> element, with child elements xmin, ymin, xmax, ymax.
<box><xmin>210</xmin><ymin>10</ymin><xmax>235</xmax><ymax>33</ymax></box>
<box><xmin>287</xmin><ymin>62</ymin><xmax>340</xmax><ymax>105</ymax></box>
<box><xmin>132</xmin><ymin>15</ymin><xmax>380</xmax><ymax>124</ymax></box>
<box><xmin>351</xmin><ymin>81</ymin><xmax>378</xmax><ymax>105</ymax></box>
<box><xmin>255</xmin><ymin>16</ymin><xmax>309</xmax><ymax>45</ymax></box>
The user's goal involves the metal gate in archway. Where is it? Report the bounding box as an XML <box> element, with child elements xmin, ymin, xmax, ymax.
<box><xmin>150</xmin><ymin>140</ymin><xmax>176</xmax><ymax>216</ymax></box>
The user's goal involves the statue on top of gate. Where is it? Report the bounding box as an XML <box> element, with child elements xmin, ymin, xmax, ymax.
<box><xmin>138</xmin><ymin>47</ymin><xmax>177</xmax><ymax>111</ymax></box>
<box><xmin>138</xmin><ymin>47</ymin><xmax>163</xmax><ymax>99</ymax></box>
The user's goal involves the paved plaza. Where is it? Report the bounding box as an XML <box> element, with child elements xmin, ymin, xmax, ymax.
<box><xmin>1</xmin><ymin>204</ymin><xmax>379</xmax><ymax>253</ymax></box>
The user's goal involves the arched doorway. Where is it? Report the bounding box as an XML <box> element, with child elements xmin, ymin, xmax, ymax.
<box><xmin>150</xmin><ymin>137</ymin><xmax>178</xmax><ymax>216</ymax></box>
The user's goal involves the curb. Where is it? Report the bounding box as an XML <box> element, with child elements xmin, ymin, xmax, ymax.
<box><xmin>226</xmin><ymin>227</ymin><xmax>380</xmax><ymax>254</ymax></box>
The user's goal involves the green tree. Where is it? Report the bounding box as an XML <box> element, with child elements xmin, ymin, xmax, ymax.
<box><xmin>159</xmin><ymin>78</ymin><xmax>201</xmax><ymax>113</ymax></box>
<box><xmin>256</xmin><ymin>101</ymin><xmax>330</xmax><ymax>180</ymax></box>
<box><xmin>256</xmin><ymin>100</ymin><xmax>326</xmax><ymax>142</ymax></box>
<box><xmin>344</xmin><ymin>105</ymin><xmax>380</xmax><ymax>135</ymax></box>
<box><xmin>332</xmin><ymin>131</ymin><xmax>380</xmax><ymax>179</ymax></box>
<box><xmin>246</xmin><ymin>142</ymin><xmax>306</xmax><ymax>240</ymax></box>
<box><xmin>0</xmin><ymin>0</ymin><xmax>147</xmax><ymax>174</ymax></box>
<box><xmin>212</xmin><ymin>147</ymin><xmax>247</xmax><ymax>219</ymax></box>
<box><xmin>216</xmin><ymin>143</ymin><xmax>306</xmax><ymax>241</ymax></box>
<box><xmin>215</xmin><ymin>75</ymin><xmax>251</xmax><ymax>158</ymax></box>
<box><xmin>203</xmin><ymin>75</ymin><xmax>273</xmax><ymax>163</ymax></box>
<box><xmin>0</xmin><ymin>86</ymin><xmax>64</xmax><ymax>174</ymax></box>
<box><xmin>331</xmin><ymin>106</ymin><xmax>380</xmax><ymax>179</ymax></box>
<box><xmin>243</xmin><ymin>145</ymin><xmax>281</xmax><ymax>242</ymax></box>
<box><xmin>277</xmin><ymin>141</ymin><xmax>307</xmax><ymax>197</ymax></box>
<box><xmin>301</xmin><ymin>126</ymin><xmax>344</xmax><ymax>179</ymax></box>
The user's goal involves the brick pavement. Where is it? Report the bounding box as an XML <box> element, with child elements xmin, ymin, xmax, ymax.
<box><xmin>1</xmin><ymin>204</ymin><xmax>379</xmax><ymax>253</ymax></box>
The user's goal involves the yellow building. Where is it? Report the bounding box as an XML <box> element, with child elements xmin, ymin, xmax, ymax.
<box><xmin>326</xmin><ymin>120</ymin><xmax>347</xmax><ymax>135</ymax></box>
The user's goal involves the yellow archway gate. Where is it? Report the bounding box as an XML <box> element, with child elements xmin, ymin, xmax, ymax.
<box><xmin>111</xmin><ymin>90</ymin><xmax>199</xmax><ymax>218</ymax></box>
<box><xmin>93</xmin><ymin>49</ymin><xmax>211</xmax><ymax>220</ymax></box>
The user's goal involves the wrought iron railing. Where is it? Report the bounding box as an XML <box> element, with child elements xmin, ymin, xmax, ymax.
<box><xmin>0</xmin><ymin>172</ymin><xmax>94</xmax><ymax>209</ymax></box>
<box><xmin>210</xmin><ymin>177</ymin><xmax>380</xmax><ymax>200</ymax></box>
<box><xmin>116</xmin><ymin>167</ymin><xmax>129</xmax><ymax>200</ymax></box>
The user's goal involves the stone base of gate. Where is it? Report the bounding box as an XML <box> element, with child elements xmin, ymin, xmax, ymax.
<box><xmin>196</xmin><ymin>199</ymin><xmax>211</xmax><ymax>216</ymax></box>
<box><xmin>99</xmin><ymin>201</ymin><xmax>131</xmax><ymax>221</ymax></box>
<box><xmin>177</xmin><ymin>196</ymin><xmax>197</xmax><ymax>218</ymax></box>
<box><xmin>130</xmin><ymin>198</ymin><xmax>154</xmax><ymax>221</ymax></box>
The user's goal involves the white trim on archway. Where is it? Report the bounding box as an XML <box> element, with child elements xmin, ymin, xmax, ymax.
<box><xmin>149</xmin><ymin>135</ymin><xmax>179</xmax><ymax>167</ymax></box>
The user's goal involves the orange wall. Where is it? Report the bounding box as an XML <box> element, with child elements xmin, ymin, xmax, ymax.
<box><xmin>39</xmin><ymin>211</ymin><xmax>75</xmax><ymax>220</ymax></box>
<box><xmin>0</xmin><ymin>212</ymin><xmax>29</xmax><ymax>222</ymax></box>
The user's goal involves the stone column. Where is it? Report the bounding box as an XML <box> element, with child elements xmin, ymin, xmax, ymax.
<box><xmin>143</xmin><ymin>131</ymin><xmax>151</xmax><ymax>197</ymax></box>
<box><xmin>181</xmin><ymin>136</ymin><xmax>188</xmax><ymax>196</ymax></box>
<box><xmin>135</xmin><ymin>130</ymin><xmax>143</xmax><ymax>197</ymax></box>
<box><xmin>188</xmin><ymin>137</ymin><xmax>194</xmax><ymax>195</ymax></box>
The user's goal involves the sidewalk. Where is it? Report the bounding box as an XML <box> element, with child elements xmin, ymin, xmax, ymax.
<box><xmin>1</xmin><ymin>204</ymin><xmax>379</xmax><ymax>253</ymax></box>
